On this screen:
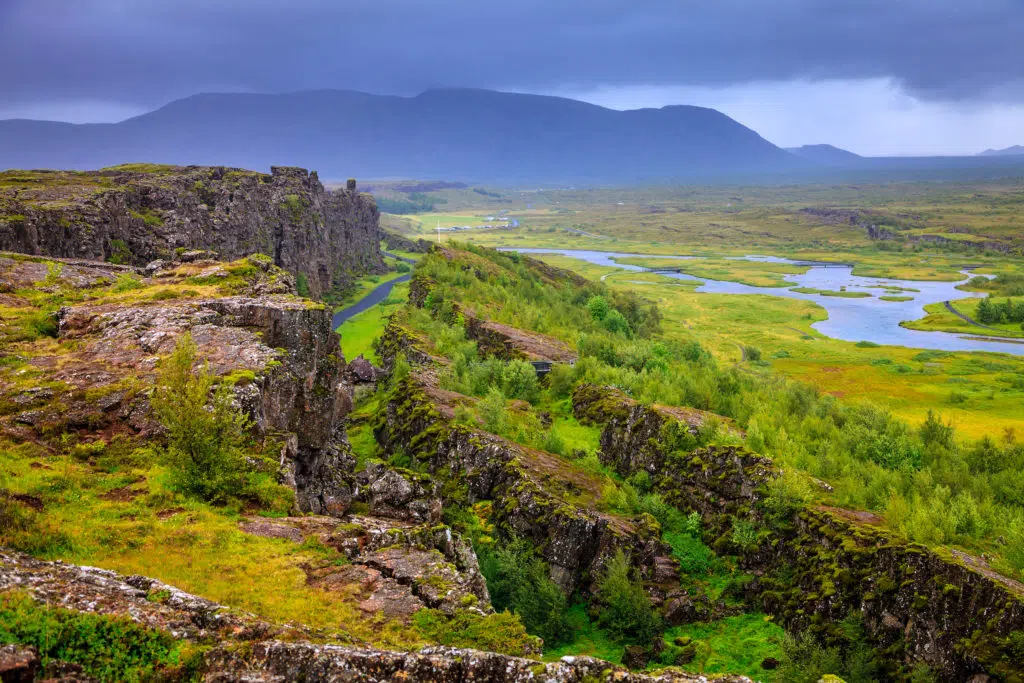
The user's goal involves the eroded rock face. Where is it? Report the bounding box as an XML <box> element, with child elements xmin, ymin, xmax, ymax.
<box><xmin>0</xmin><ymin>644</ymin><xmax>39</xmax><ymax>683</ymax></box>
<box><xmin>0</xmin><ymin>166</ymin><xmax>384</xmax><ymax>297</ymax></box>
<box><xmin>573</xmin><ymin>383</ymin><xmax>733</xmax><ymax>480</ymax></box>
<box><xmin>355</xmin><ymin>463</ymin><xmax>442</xmax><ymax>523</ymax></box>
<box><xmin>376</xmin><ymin>374</ymin><xmax>676</xmax><ymax>596</ymax></box>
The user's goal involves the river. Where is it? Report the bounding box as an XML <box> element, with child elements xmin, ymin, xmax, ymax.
<box><xmin>504</xmin><ymin>248</ymin><xmax>1024</xmax><ymax>356</ymax></box>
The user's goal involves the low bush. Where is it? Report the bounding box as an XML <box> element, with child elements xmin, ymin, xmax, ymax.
<box><xmin>0</xmin><ymin>592</ymin><xmax>200</xmax><ymax>681</ymax></box>
<box><xmin>411</xmin><ymin>609</ymin><xmax>539</xmax><ymax>657</ymax></box>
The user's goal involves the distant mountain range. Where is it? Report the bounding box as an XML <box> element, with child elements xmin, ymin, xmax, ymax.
<box><xmin>979</xmin><ymin>145</ymin><xmax>1024</xmax><ymax>157</ymax></box>
<box><xmin>785</xmin><ymin>144</ymin><xmax>864</xmax><ymax>167</ymax></box>
<box><xmin>1</xmin><ymin>89</ymin><xmax>1022</xmax><ymax>184</ymax></box>
<box><xmin>0</xmin><ymin>89</ymin><xmax>801</xmax><ymax>183</ymax></box>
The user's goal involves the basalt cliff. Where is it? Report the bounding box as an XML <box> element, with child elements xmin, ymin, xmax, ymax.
<box><xmin>0</xmin><ymin>165</ymin><xmax>384</xmax><ymax>297</ymax></box>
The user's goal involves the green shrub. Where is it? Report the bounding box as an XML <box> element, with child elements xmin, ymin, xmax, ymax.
<box><xmin>762</xmin><ymin>470</ymin><xmax>815</xmax><ymax>529</ymax></box>
<box><xmin>587</xmin><ymin>295</ymin><xmax>609</xmax><ymax>321</ymax></box>
<box><xmin>111</xmin><ymin>273</ymin><xmax>143</xmax><ymax>293</ymax></box>
<box><xmin>730</xmin><ymin>519</ymin><xmax>759</xmax><ymax>552</ymax></box>
<box><xmin>150</xmin><ymin>333</ymin><xmax>251</xmax><ymax>503</ymax></box>
<box><xmin>479</xmin><ymin>386</ymin><xmax>508</xmax><ymax>434</ymax></box>
<box><xmin>775</xmin><ymin>613</ymin><xmax>880</xmax><ymax>683</ymax></box>
<box><xmin>501</xmin><ymin>359</ymin><xmax>540</xmax><ymax>403</ymax></box>
<box><xmin>12</xmin><ymin>311</ymin><xmax>58</xmax><ymax>341</ymax></box>
<box><xmin>107</xmin><ymin>239</ymin><xmax>132</xmax><ymax>265</ymax></box>
<box><xmin>593</xmin><ymin>550</ymin><xmax>660</xmax><ymax>646</ymax></box>
<box><xmin>0</xmin><ymin>592</ymin><xmax>199</xmax><ymax>682</ymax></box>
<box><xmin>602</xmin><ymin>309</ymin><xmax>632</xmax><ymax>337</ymax></box>
<box><xmin>296</xmin><ymin>272</ymin><xmax>310</xmax><ymax>297</ymax></box>
<box><xmin>478</xmin><ymin>538</ymin><xmax>571</xmax><ymax>644</ymax></box>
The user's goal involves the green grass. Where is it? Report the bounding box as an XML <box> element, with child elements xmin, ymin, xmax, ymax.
<box><xmin>332</xmin><ymin>267</ymin><xmax>407</xmax><ymax>308</ymax></box>
<box><xmin>543</xmin><ymin>603</ymin><xmax>625</xmax><ymax>664</ymax></box>
<box><xmin>382</xmin><ymin>247</ymin><xmax>426</xmax><ymax>261</ymax></box>
<box><xmin>789</xmin><ymin>287</ymin><xmax>872</xmax><ymax>298</ymax></box>
<box><xmin>661</xmin><ymin>613</ymin><xmax>786</xmax><ymax>679</ymax></box>
<box><xmin>880</xmin><ymin>295</ymin><xmax>914</xmax><ymax>302</ymax></box>
<box><xmin>0</xmin><ymin>591</ymin><xmax>201</xmax><ymax>682</ymax></box>
<box><xmin>614</xmin><ymin>256</ymin><xmax>808</xmax><ymax>288</ymax></box>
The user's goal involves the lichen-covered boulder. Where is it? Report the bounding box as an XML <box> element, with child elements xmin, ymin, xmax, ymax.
<box><xmin>355</xmin><ymin>463</ymin><xmax>441</xmax><ymax>523</ymax></box>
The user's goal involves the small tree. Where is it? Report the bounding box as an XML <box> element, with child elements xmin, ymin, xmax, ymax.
<box><xmin>586</xmin><ymin>295</ymin><xmax>609</xmax><ymax>321</ymax></box>
<box><xmin>501</xmin><ymin>359</ymin><xmax>540</xmax><ymax>403</ymax></box>
<box><xmin>976</xmin><ymin>296</ymin><xmax>996</xmax><ymax>324</ymax></box>
<box><xmin>602</xmin><ymin>309</ymin><xmax>632</xmax><ymax>337</ymax></box>
<box><xmin>594</xmin><ymin>550</ymin><xmax>660</xmax><ymax>646</ymax></box>
<box><xmin>151</xmin><ymin>333</ymin><xmax>250</xmax><ymax>502</ymax></box>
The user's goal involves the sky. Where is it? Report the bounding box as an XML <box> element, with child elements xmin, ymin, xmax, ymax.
<box><xmin>1</xmin><ymin>0</ymin><xmax>1022</xmax><ymax>156</ymax></box>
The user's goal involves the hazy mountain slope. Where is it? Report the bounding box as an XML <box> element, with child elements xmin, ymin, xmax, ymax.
<box><xmin>979</xmin><ymin>145</ymin><xmax>1024</xmax><ymax>156</ymax></box>
<box><xmin>785</xmin><ymin>143</ymin><xmax>864</xmax><ymax>166</ymax></box>
<box><xmin>0</xmin><ymin>89</ymin><xmax>801</xmax><ymax>182</ymax></box>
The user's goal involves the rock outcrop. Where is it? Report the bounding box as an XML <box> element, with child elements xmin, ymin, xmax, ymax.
<box><xmin>0</xmin><ymin>253</ymin><xmax>354</xmax><ymax>516</ymax></box>
<box><xmin>573</xmin><ymin>384</ymin><xmax>1024</xmax><ymax>681</ymax></box>
<box><xmin>236</xmin><ymin>514</ymin><xmax>492</xmax><ymax>621</ymax></box>
<box><xmin>203</xmin><ymin>640</ymin><xmax>749</xmax><ymax>682</ymax></box>
<box><xmin>381</xmin><ymin>229</ymin><xmax>432</xmax><ymax>254</ymax></box>
<box><xmin>375</xmin><ymin>371</ymin><xmax>676</xmax><ymax>596</ymax></box>
<box><xmin>0</xmin><ymin>165</ymin><xmax>384</xmax><ymax>297</ymax></box>
<box><xmin>573</xmin><ymin>383</ymin><xmax>739</xmax><ymax>481</ymax></box>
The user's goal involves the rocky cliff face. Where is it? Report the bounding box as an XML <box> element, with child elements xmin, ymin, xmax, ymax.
<box><xmin>574</xmin><ymin>384</ymin><xmax>1024</xmax><ymax>681</ymax></box>
<box><xmin>0</xmin><ymin>165</ymin><xmax>384</xmax><ymax>297</ymax></box>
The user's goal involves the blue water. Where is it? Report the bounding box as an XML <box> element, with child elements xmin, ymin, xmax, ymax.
<box><xmin>505</xmin><ymin>248</ymin><xmax>1024</xmax><ymax>356</ymax></box>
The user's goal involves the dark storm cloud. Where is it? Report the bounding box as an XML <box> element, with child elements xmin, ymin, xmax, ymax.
<box><xmin>2</xmin><ymin>0</ymin><xmax>1022</xmax><ymax>109</ymax></box>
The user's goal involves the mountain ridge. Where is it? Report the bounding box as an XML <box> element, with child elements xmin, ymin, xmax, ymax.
<box><xmin>0</xmin><ymin>88</ymin><xmax>801</xmax><ymax>183</ymax></box>
<box><xmin>979</xmin><ymin>144</ymin><xmax>1024</xmax><ymax>156</ymax></box>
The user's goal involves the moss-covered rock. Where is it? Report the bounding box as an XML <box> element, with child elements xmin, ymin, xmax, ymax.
<box><xmin>573</xmin><ymin>384</ymin><xmax>1024</xmax><ymax>681</ymax></box>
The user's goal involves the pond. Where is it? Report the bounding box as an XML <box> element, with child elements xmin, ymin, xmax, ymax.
<box><xmin>503</xmin><ymin>248</ymin><xmax>1024</xmax><ymax>356</ymax></box>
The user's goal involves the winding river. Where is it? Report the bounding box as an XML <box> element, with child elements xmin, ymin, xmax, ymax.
<box><xmin>505</xmin><ymin>248</ymin><xmax>1024</xmax><ymax>356</ymax></box>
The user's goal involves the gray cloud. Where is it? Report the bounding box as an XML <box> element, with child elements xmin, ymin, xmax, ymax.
<box><xmin>2</xmin><ymin>0</ymin><xmax>1023</xmax><ymax>112</ymax></box>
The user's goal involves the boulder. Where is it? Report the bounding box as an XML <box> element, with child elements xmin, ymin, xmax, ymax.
<box><xmin>356</xmin><ymin>463</ymin><xmax>441</xmax><ymax>523</ymax></box>
<box><xmin>0</xmin><ymin>645</ymin><xmax>39</xmax><ymax>683</ymax></box>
